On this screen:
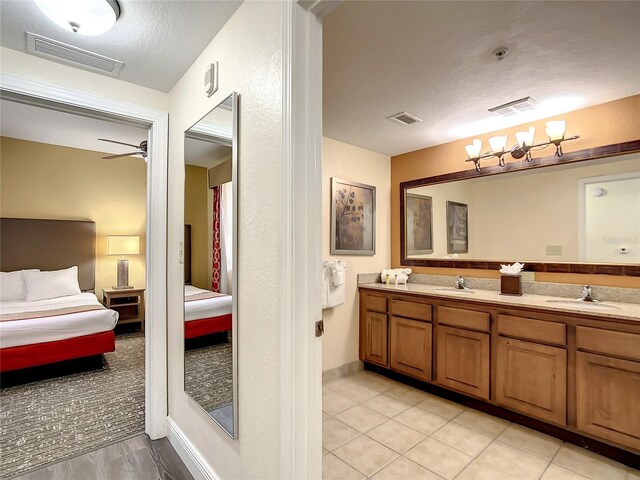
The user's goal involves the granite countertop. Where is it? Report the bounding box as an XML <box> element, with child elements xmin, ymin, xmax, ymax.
<box><xmin>359</xmin><ymin>282</ymin><xmax>640</xmax><ymax>322</ymax></box>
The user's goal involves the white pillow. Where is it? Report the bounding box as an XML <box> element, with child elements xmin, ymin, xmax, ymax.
<box><xmin>0</xmin><ymin>269</ymin><xmax>39</xmax><ymax>302</ymax></box>
<box><xmin>24</xmin><ymin>266</ymin><xmax>82</xmax><ymax>302</ymax></box>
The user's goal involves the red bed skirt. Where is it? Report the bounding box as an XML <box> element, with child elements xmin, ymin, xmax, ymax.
<box><xmin>0</xmin><ymin>331</ymin><xmax>116</xmax><ymax>372</ymax></box>
<box><xmin>185</xmin><ymin>314</ymin><xmax>232</xmax><ymax>339</ymax></box>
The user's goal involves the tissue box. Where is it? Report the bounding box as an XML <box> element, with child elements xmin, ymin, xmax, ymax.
<box><xmin>501</xmin><ymin>275</ymin><xmax>522</xmax><ymax>296</ymax></box>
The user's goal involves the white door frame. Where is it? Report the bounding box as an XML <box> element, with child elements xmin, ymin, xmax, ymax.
<box><xmin>0</xmin><ymin>73</ymin><xmax>168</xmax><ymax>439</ymax></box>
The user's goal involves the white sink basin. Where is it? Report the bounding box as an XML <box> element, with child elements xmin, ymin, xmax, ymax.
<box><xmin>433</xmin><ymin>287</ymin><xmax>475</xmax><ymax>294</ymax></box>
<box><xmin>545</xmin><ymin>299</ymin><xmax>619</xmax><ymax>310</ymax></box>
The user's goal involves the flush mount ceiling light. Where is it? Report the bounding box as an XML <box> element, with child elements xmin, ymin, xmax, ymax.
<box><xmin>463</xmin><ymin>121</ymin><xmax>579</xmax><ymax>172</ymax></box>
<box><xmin>34</xmin><ymin>0</ymin><xmax>120</xmax><ymax>36</ymax></box>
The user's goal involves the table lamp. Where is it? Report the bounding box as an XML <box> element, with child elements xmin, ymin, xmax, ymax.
<box><xmin>107</xmin><ymin>235</ymin><xmax>139</xmax><ymax>289</ymax></box>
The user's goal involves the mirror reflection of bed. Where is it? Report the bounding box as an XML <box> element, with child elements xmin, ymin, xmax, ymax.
<box><xmin>183</xmin><ymin>93</ymin><xmax>237</xmax><ymax>438</ymax></box>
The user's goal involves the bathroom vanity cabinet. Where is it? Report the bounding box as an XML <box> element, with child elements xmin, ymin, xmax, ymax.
<box><xmin>359</xmin><ymin>285</ymin><xmax>640</xmax><ymax>456</ymax></box>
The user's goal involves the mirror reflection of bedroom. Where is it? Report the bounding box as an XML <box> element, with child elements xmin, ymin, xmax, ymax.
<box><xmin>0</xmin><ymin>98</ymin><xmax>149</xmax><ymax>477</ymax></box>
<box><xmin>183</xmin><ymin>94</ymin><xmax>237</xmax><ymax>438</ymax></box>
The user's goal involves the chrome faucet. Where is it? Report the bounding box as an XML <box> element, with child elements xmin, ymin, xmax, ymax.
<box><xmin>580</xmin><ymin>285</ymin><xmax>596</xmax><ymax>302</ymax></box>
<box><xmin>455</xmin><ymin>276</ymin><xmax>467</xmax><ymax>290</ymax></box>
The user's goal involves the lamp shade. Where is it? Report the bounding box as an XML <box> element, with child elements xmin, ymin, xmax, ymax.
<box><xmin>489</xmin><ymin>134</ymin><xmax>508</xmax><ymax>154</ymax></box>
<box><xmin>545</xmin><ymin>120</ymin><xmax>566</xmax><ymax>142</ymax></box>
<box><xmin>464</xmin><ymin>139</ymin><xmax>482</xmax><ymax>159</ymax></box>
<box><xmin>515</xmin><ymin>127</ymin><xmax>536</xmax><ymax>148</ymax></box>
<box><xmin>107</xmin><ymin>235</ymin><xmax>139</xmax><ymax>255</ymax></box>
<box><xmin>34</xmin><ymin>0</ymin><xmax>120</xmax><ymax>36</ymax></box>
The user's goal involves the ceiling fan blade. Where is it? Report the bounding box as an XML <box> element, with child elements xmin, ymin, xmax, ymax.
<box><xmin>98</xmin><ymin>138</ymin><xmax>141</xmax><ymax>148</ymax></box>
<box><xmin>102</xmin><ymin>152</ymin><xmax>142</xmax><ymax>159</ymax></box>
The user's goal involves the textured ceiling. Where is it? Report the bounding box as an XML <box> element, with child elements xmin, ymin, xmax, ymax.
<box><xmin>0</xmin><ymin>0</ymin><xmax>242</xmax><ymax>92</ymax></box>
<box><xmin>0</xmin><ymin>99</ymin><xmax>148</xmax><ymax>156</ymax></box>
<box><xmin>323</xmin><ymin>1</ymin><xmax>640</xmax><ymax>156</ymax></box>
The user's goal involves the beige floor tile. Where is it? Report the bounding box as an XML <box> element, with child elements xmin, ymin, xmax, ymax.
<box><xmin>351</xmin><ymin>371</ymin><xmax>398</xmax><ymax>392</ymax></box>
<box><xmin>541</xmin><ymin>464</ymin><xmax>591</xmax><ymax>480</ymax></box>
<box><xmin>333</xmin><ymin>381</ymin><xmax>380</xmax><ymax>403</ymax></box>
<box><xmin>405</xmin><ymin>438</ymin><xmax>473</xmax><ymax>479</ymax></box>
<box><xmin>333</xmin><ymin>436</ymin><xmax>398</xmax><ymax>478</ymax></box>
<box><xmin>322</xmin><ymin>418</ymin><xmax>360</xmax><ymax>451</ymax></box>
<box><xmin>385</xmin><ymin>385</ymin><xmax>428</xmax><ymax>405</ymax></box>
<box><xmin>324</xmin><ymin>377</ymin><xmax>361</xmax><ymax>392</ymax></box>
<box><xmin>366</xmin><ymin>419</ymin><xmax>426</xmax><ymax>454</ymax></box>
<box><xmin>335</xmin><ymin>405</ymin><xmax>388</xmax><ymax>433</ymax></box>
<box><xmin>553</xmin><ymin>444</ymin><xmax>627</xmax><ymax>480</ymax></box>
<box><xmin>475</xmin><ymin>441</ymin><xmax>549</xmax><ymax>480</ymax></box>
<box><xmin>415</xmin><ymin>394</ymin><xmax>464</xmax><ymax>420</ymax></box>
<box><xmin>628</xmin><ymin>468</ymin><xmax>640</xmax><ymax>480</ymax></box>
<box><xmin>370</xmin><ymin>456</ymin><xmax>443</xmax><ymax>480</ymax></box>
<box><xmin>452</xmin><ymin>409</ymin><xmax>509</xmax><ymax>437</ymax></box>
<box><xmin>322</xmin><ymin>453</ymin><xmax>366</xmax><ymax>480</ymax></box>
<box><xmin>394</xmin><ymin>406</ymin><xmax>449</xmax><ymax>435</ymax></box>
<box><xmin>431</xmin><ymin>422</ymin><xmax>493</xmax><ymax>456</ymax></box>
<box><xmin>323</xmin><ymin>448</ymin><xmax>329</xmax><ymax>455</ymax></box>
<box><xmin>323</xmin><ymin>412</ymin><xmax>332</xmax><ymax>421</ymax></box>
<box><xmin>323</xmin><ymin>389</ymin><xmax>357</xmax><ymax>416</ymax></box>
<box><xmin>497</xmin><ymin>424</ymin><xmax>561</xmax><ymax>461</ymax></box>
<box><xmin>456</xmin><ymin>456</ymin><xmax>515</xmax><ymax>480</ymax></box>
<box><xmin>362</xmin><ymin>393</ymin><xmax>411</xmax><ymax>417</ymax></box>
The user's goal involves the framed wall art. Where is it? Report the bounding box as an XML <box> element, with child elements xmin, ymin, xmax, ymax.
<box><xmin>331</xmin><ymin>177</ymin><xmax>376</xmax><ymax>255</ymax></box>
<box><xmin>447</xmin><ymin>201</ymin><xmax>468</xmax><ymax>253</ymax></box>
<box><xmin>405</xmin><ymin>192</ymin><xmax>433</xmax><ymax>256</ymax></box>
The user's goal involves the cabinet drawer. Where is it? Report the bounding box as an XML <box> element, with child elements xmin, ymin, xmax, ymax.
<box><xmin>438</xmin><ymin>306</ymin><xmax>489</xmax><ymax>331</ymax></box>
<box><xmin>577</xmin><ymin>327</ymin><xmax>640</xmax><ymax>361</ymax></box>
<box><xmin>365</xmin><ymin>294</ymin><xmax>388</xmax><ymax>313</ymax></box>
<box><xmin>498</xmin><ymin>314</ymin><xmax>566</xmax><ymax>346</ymax></box>
<box><xmin>391</xmin><ymin>299</ymin><xmax>432</xmax><ymax>321</ymax></box>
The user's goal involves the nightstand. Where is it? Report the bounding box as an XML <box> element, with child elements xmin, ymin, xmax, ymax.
<box><xmin>103</xmin><ymin>288</ymin><xmax>145</xmax><ymax>332</ymax></box>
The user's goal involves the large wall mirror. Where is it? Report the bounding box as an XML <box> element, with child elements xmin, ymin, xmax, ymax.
<box><xmin>183</xmin><ymin>93</ymin><xmax>238</xmax><ymax>438</ymax></box>
<box><xmin>401</xmin><ymin>141</ymin><xmax>640</xmax><ymax>274</ymax></box>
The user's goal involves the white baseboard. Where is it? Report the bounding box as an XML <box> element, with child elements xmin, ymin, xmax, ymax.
<box><xmin>166</xmin><ymin>417</ymin><xmax>218</xmax><ymax>480</ymax></box>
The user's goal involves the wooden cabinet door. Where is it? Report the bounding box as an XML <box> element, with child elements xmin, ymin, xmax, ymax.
<box><xmin>436</xmin><ymin>326</ymin><xmax>490</xmax><ymax>399</ymax></box>
<box><xmin>496</xmin><ymin>338</ymin><xmax>566</xmax><ymax>426</ymax></box>
<box><xmin>390</xmin><ymin>316</ymin><xmax>432</xmax><ymax>381</ymax></box>
<box><xmin>577</xmin><ymin>352</ymin><xmax>640</xmax><ymax>450</ymax></box>
<box><xmin>365</xmin><ymin>311</ymin><xmax>388</xmax><ymax>367</ymax></box>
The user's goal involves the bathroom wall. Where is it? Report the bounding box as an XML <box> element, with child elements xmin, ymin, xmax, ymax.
<box><xmin>391</xmin><ymin>95</ymin><xmax>640</xmax><ymax>288</ymax></box>
<box><xmin>323</xmin><ymin>137</ymin><xmax>391</xmax><ymax>372</ymax></box>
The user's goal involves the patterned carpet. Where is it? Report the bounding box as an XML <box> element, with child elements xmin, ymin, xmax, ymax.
<box><xmin>0</xmin><ymin>333</ymin><xmax>145</xmax><ymax>479</ymax></box>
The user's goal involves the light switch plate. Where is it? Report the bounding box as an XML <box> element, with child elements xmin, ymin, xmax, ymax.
<box><xmin>546</xmin><ymin>245</ymin><xmax>563</xmax><ymax>256</ymax></box>
<box><xmin>204</xmin><ymin>62</ymin><xmax>218</xmax><ymax>98</ymax></box>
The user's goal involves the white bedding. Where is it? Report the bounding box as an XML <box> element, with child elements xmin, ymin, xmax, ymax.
<box><xmin>184</xmin><ymin>285</ymin><xmax>232</xmax><ymax>322</ymax></box>
<box><xmin>0</xmin><ymin>292</ymin><xmax>118</xmax><ymax>349</ymax></box>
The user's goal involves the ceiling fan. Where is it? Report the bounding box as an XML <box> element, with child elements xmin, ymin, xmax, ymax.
<box><xmin>98</xmin><ymin>138</ymin><xmax>147</xmax><ymax>160</ymax></box>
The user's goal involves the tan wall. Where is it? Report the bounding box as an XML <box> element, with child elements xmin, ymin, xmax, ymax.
<box><xmin>184</xmin><ymin>165</ymin><xmax>209</xmax><ymax>290</ymax></box>
<box><xmin>0</xmin><ymin>136</ymin><xmax>147</xmax><ymax>295</ymax></box>
<box><xmin>323</xmin><ymin>137</ymin><xmax>391</xmax><ymax>371</ymax></box>
<box><xmin>391</xmin><ymin>95</ymin><xmax>640</xmax><ymax>288</ymax></box>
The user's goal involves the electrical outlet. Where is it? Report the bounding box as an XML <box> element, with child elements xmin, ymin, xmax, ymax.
<box><xmin>546</xmin><ymin>245</ymin><xmax>563</xmax><ymax>256</ymax></box>
<box><xmin>521</xmin><ymin>271</ymin><xmax>534</xmax><ymax>282</ymax></box>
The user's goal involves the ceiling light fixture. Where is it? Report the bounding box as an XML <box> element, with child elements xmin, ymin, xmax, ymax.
<box><xmin>34</xmin><ymin>0</ymin><xmax>120</xmax><ymax>36</ymax></box>
<box><xmin>464</xmin><ymin>121</ymin><xmax>579</xmax><ymax>172</ymax></box>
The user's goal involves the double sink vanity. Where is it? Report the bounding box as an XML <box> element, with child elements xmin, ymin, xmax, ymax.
<box><xmin>358</xmin><ymin>281</ymin><xmax>640</xmax><ymax>458</ymax></box>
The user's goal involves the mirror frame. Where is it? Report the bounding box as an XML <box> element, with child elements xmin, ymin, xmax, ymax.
<box><xmin>400</xmin><ymin>139</ymin><xmax>640</xmax><ymax>276</ymax></box>
<box><xmin>183</xmin><ymin>92</ymin><xmax>239</xmax><ymax>439</ymax></box>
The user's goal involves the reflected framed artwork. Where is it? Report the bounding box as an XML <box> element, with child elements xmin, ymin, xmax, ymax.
<box><xmin>330</xmin><ymin>177</ymin><xmax>376</xmax><ymax>255</ymax></box>
<box><xmin>447</xmin><ymin>201</ymin><xmax>468</xmax><ymax>254</ymax></box>
<box><xmin>405</xmin><ymin>193</ymin><xmax>433</xmax><ymax>256</ymax></box>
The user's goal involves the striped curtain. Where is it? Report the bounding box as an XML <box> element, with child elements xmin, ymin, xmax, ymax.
<box><xmin>211</xmin><ymin>185</ymin><xmax>222</xmax><ymax>292</ymax></box>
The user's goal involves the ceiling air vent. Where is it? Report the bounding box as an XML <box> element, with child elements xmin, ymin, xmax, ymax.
<box><xmin>488</xmin><ymin>97</ymin><xmax>537</xmax><ymax>117</ymax></box>
<box><xmin>26</xmin><ymin>32</ymin><xmax>123</xmax><ymax>77</ymax></box>
<box><xmin>388</xmin><ymin>111</ymin><xmax>422</xmax><ymax>126</ymax></box>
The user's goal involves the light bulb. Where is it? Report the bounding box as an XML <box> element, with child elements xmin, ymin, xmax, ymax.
<box><xmin>34</xmin><ymin>0</ymin><xmax>120</xmax><ymax>36</ymax></box>
<box><xmin>488</xmin><ymin>134</ymin><xmax>508</xmax><ymax>154</ymax></box>
<box><xmin>545</xmin><ymin>120</ymin><xmax>566</xmax><ymax>142</ymax></box>
<box><xmin>464</xmin><ymin>139</ymin><xmax>482</xmax><ymax>159</ymax></box>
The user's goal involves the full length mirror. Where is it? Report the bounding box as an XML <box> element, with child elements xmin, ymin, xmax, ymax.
<box><xmin>184</xmin><ymin>93</ymin><xmax>238</xmax><ymax>438</ymax></box>
<box><xmin>403</xmin><ymin>150</ymin><xmax>640</xmax><ymax>265</ymax></box>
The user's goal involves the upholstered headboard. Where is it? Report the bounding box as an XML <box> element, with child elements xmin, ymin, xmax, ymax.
<box><xmin>0</xmin><ymin>218</ymin><xmax>96</xmax><ymax>291</ymax></box>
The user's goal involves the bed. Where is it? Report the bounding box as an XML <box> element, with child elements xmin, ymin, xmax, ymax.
<box><xmin>0</xmin><ymin>218</ymin><xmax>118</xmax><ymax>372</ymax></box>
<box><xmin>184</xmin><ymin>285</ymin><xmax>232</xmax><ymax>339</ymax></box>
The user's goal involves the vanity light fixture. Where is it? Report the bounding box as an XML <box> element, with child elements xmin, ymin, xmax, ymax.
<box><xmin>34</xmin><ymin>0</ymin><xmax>121</xmax><ymax>36</ymax></box>
<box><xmin>464</xmin><ymin>121</ymin><xmax>579</xmax><ymax>172</ymax></box>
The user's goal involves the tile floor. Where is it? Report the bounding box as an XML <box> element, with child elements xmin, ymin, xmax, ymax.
<box><xmin>322</xmin><ymin>370</ymin><xmax>639</xmax><ymax>480</ymax></box>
